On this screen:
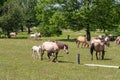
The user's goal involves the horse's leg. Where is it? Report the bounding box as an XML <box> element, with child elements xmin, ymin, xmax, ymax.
<box><xmin>52</xmin><ymin>52</ymin><xmax>58</xmax><ymax>62</ymax></box>
<box><xmin>102</xmin><ymin>50</ymin><xmax>105</xmax><ymax>60</ymax></box>
<box><xmin>40</xmin><ymin>51</ymin><xmax>44</xmax><ymax>60</ymax></box>
<box><xmin>84</xmin><ymin>42</ymin><xmax>86</xmax><ymax>48</ymax></box>
<box><xmin>96</xmin><ymin>52</ymin><xmax>98</xmax><ymax>60</ymax></box>
<box><xmin>90</xmin><ymin>44</ymin><xmax>94</xmax><ymax>60</ymax></box>
<box><xmin>55</xmin><ymin>52</ymin><xmax>58</xmax><ymax>62</ymax></box>
<box><xmin>47</xmin><ymin>52</ymin><xmax>51</xmax><ymax>60</ymax></box>
<box><xmin>32</xmin><ymin>51</ymin><xmax>35</xmax><ymax>59</ymax></box>
<box><xmin>37</xmin><ymin>51</ymin><xmax>41</xmax><ymax>60</ymax></box>
<box><xmin>81</xmin><ymin>42</ymin><xmax>84</xmax><ymax>48</ymax></box>
<box><xmin>77</xmin><ymin>41</ymin><xmax>80</xmax><ymax>48</ymax></box>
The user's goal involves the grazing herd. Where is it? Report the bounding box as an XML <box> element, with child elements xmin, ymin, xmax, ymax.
<box><xmin>31</xmin><ymin>33</ymin><xmax>120</xmax><ymax>62</ymax></box>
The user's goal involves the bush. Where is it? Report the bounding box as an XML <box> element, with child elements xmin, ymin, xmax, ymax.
<box><xmin>38</xmin><ymin>24</ymin><xmax>62</xmax><ymax>37</ymax></box>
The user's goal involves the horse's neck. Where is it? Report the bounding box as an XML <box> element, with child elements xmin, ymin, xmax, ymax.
<box><xmin>57</xmin><ymin>43</ymin><xmax>64</xmax><ymax>49</ymax></box>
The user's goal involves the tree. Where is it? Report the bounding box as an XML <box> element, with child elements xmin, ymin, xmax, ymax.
<box><xmin>36</xmin><ymin>0</ymin><xmax>63</xmax><ymax>36</ymax></box>
<box><xmin>0</xmin><ymin>0</ymin><xmax>24</xmax><ymax>38</ymax></box>
<box><xmin>21</xmin><ymin>0</ymin><xmax>38</xmax><ymax>34</ymax></box>
<box><xmin>36</xmin><ymin>0</ymin><xmax>120</xmax><ymax>37</ymax></box>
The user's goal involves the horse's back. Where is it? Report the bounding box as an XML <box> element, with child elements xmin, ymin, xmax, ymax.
<box><xmin>42</xmin><ymin>41</ymin><xmax>58</xmax><ymax>51</ymax></box>
<box><xmin>77</xmin><ymin>36</ymin><xmax>86</xmax><ymax>42</ymax></box>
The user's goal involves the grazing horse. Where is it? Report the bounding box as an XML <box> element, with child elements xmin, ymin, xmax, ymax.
<box><xmin>10</xmin><ymin>32</ymin><xmax>17</xmax><ymax>37</ymax></box>
<box><xmin>90</xmin><ymin>38</ymin><xmax>105</xmax><ymax>60</ymax></box>
<box><xmin>40</xmin><ymin>41</ymin><xmax>69</xmax><ymax>62</ymax></box>
<box><xmin>115</xmin><ymin>36</ymin><xmax>120</xmax><ymax>45</ymax></box>
<box><xmin>76</xmin><ymin>36</ymin><xmax>89</xmax><ymax>48</ymax></box>
<box><xmin>30</xmin><ymin>32</ymin><xmax>42</xmax><ymax>38</ymax></box>
<box><xmin>104</xmin><ymin>36</ymin><xmax>110</xmax><ymax>47</ymax></box>
<box><xmin>96</xmin><ymin>35</ymin><xmax>110</xmax><ymax>47</ymax></box>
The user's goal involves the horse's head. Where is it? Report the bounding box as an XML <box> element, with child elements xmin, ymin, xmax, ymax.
<box><xmin>63</xmin><ymin>44</ymin><xmax>69</xmax><ymax>54</ymax></box>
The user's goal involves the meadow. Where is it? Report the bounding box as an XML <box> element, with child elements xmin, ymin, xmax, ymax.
<box><xmin>0</xmin><ymin>30</ymin><xmax>120</xmax><ymax>80</ymax></box>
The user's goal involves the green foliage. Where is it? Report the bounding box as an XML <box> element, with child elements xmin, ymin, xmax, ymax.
<box><xmin>38</xmin><ymin>23</ymin><xmax>62</xmax><ymax>36</ymax></box>
<box><xmin>1</xmin><ymin>0</ymin><xmax>120</xmax><ymax>38</ymax></box>
<box><xmin>106</xmin><ymin>26</ymin><xmax>120</xmax><ymax>36</ymax></box>
<box><xmin>0</xmin><ymin>0</ymin><xmax>24</xmax><ymax>37</ymax></box>
<box><xmin>36</xmin><ymin>0</ymin><xmax>120</xmax><ymax>37</ymax></box>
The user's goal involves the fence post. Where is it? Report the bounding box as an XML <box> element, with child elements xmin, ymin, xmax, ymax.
<box><xmin>77</xmin><ymin>53</ymin><xmax>80</xmax><ymax>64</ymax></box>
<box><xmin>67</xmin><ymin>35</ymin><xmax>70</xmax><ymax>40</ymax></box>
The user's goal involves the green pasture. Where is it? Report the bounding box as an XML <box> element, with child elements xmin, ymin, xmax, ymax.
<box><xmin>0</xmin><ymin>31</ymin><xmax>120</xmax><ymax>80</ymax></box>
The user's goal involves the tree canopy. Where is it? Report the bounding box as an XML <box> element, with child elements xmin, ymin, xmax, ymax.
<box><xmin>0</xmin><ymin>0</ymin><xmax>120</xmax><ymax>38</ymax></box>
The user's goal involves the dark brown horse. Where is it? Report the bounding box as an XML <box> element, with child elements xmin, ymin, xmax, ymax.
<box><xmin>90</xmin><ymin>39</ymin><xmax>105</xmax><ymax>60</ymax></box>
<box><xmin>40</xmin><ymin>41</ymin><xmax>69</xmax><ymax>62</ymax></box>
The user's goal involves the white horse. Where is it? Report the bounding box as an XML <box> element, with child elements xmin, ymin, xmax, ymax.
<box><xmin>10</xmin><ymin>32</ymin><xmax>17</xmax><ymax>37</ymax></box>
<box><xmin>30</xmin><ymin>33</ymin><xmax>42</xmax><ymax>38</ymax></box>
<box><xmin>32</xmin><ymin>45</ymin><xmax>41</xmax><ymax>59</ymax></box>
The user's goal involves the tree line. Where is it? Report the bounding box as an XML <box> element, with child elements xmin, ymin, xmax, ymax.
<box><xmin>0</xmin><ymin>0</ymin><xmax>120</xmax><ymax>40</ymax></box>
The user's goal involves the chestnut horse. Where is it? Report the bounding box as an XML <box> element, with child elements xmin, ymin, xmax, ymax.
<box><xmin>90</xmin><ymin>38</ymin><xmax>105</xmax><ymax>60</ymax></box>
<box><xmin>76</xmin><ymin>36</ymin><xmax>89</xmax><ymax>48</ymax></box>
<box><xmin>40</xmin><ymin>41</ymin><xmax>69</xmax><ymax>62</ymax></box>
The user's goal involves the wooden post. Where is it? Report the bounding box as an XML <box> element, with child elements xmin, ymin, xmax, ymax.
<box><xmin>67</xmin><ymin>35</ymin><xmax>70</xmax><ymax>40</ymax></box>
<box><xmin>77</xmin><ymin>54</ymin><xmax>80</xmax><ymax>64</ymax></box>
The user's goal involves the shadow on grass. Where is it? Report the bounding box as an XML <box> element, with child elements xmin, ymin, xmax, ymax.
<box><xmin>104</xmin><ymin>58</ymin><xmax>112</xmax><ymax>60</ymax></box>
<box><xmin>0</xmin><ymin>37</ymin><xmax>28</xmax><ymax>39</ymax></box>
<box><xmin>58</xmin><ymin>60</ymin><xmax>74</xmax><ymax>64</ymax></box>
<box><xmin>56</xmin><ymin>38</ymin><xmax>76</xmax><ymax>42</ymax></box>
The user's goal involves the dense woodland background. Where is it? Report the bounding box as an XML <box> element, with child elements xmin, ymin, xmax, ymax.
<box><xmin>0</xmin><ymin>0</ymin><xmax>120</xmax><ymax>40</ymax></box>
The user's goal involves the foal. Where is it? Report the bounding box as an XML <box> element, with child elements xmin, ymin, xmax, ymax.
<box><xmin>32</xmin><ymin>45</ymin><xmax>41</xmax><ymax>59</ymax></box>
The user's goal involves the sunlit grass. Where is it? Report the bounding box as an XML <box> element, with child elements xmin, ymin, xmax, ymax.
<box><xmin>0</xmin><ymin>31</ymin><xmax>120</xmax><ymax>80</ymax></box>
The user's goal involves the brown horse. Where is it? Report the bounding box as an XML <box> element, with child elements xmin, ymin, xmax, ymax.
<box><xmin>40</xmin><ymin>41</ymin><xmax>69</xmax><ymax>62</ymax></box>
<box><xmin>90</xmin><ymin>38</ymin><xmax>105</xmax><ymax>60</ymax></box>
<box><xmin>76</xmin><ymin>36</ymin><xmax>89</xmax><ymax>48</ymax></box>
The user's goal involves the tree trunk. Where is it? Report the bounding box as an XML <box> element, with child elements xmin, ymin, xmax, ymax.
<box><xmin>27</xmin><ymin>27</ymin><xmax>31</xmax><ymax>34</ymax></box>
<box><xmin>21</xmin><ymin>26</ymin><xmax>24</xmax><ymax>32</ymax></box>
<box><xmin>7</xmin><ymin>30</ymin><xmax>11</xmax><ymax>38</ymax></box>
<box><xmin>86</xmin><ymin>25</ymin><xmax>91</xmax><ymax>41</ymax></box>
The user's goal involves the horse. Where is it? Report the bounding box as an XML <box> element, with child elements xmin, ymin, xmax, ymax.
<box><xmin>76</xmin><ymin>36</ymin><xmax>89</xmax><ymax>48</ymax></box>
<box><xmin>90</xmin><ymin>38</ymin><xmax>105</xmax><ymax>60</ymax></box>
<box><xmin>40</xmin><ymin>41</ymin><xmax>69</xmax><ymax>62</ymax></box>
<box><xmin>32</xmin><ymin>45</ymin><xmax>41</xmax><ymax>59</ymax></box>
<box><xmin>104</xmin><ymin>36</ymin><xmax>110</xmax><ymax>47</ymax></box>
<box><xmin>115</xmin><ymin>36</ymin><xmax>120</xmax><ymax>45</ymax></box>
<box><xmin>30</xmin><ymin>32</ymin><xmax>42</xmax><ymax>38</ymax></box>
<box><xmin>92</xmin><ymin>35</ymin><xmax>110</xmax><ymax>47</ymax></box>
<box><xmin>10</xmin><ymin>32</ymin><xmax>17</xmax><ymax>37</ymax></box>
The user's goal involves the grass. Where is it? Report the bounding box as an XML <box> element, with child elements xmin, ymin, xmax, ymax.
<box><xmin>0</xmin><ymin>30</ymin><xmax>120</xmax><ymax>80</ymax></box>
